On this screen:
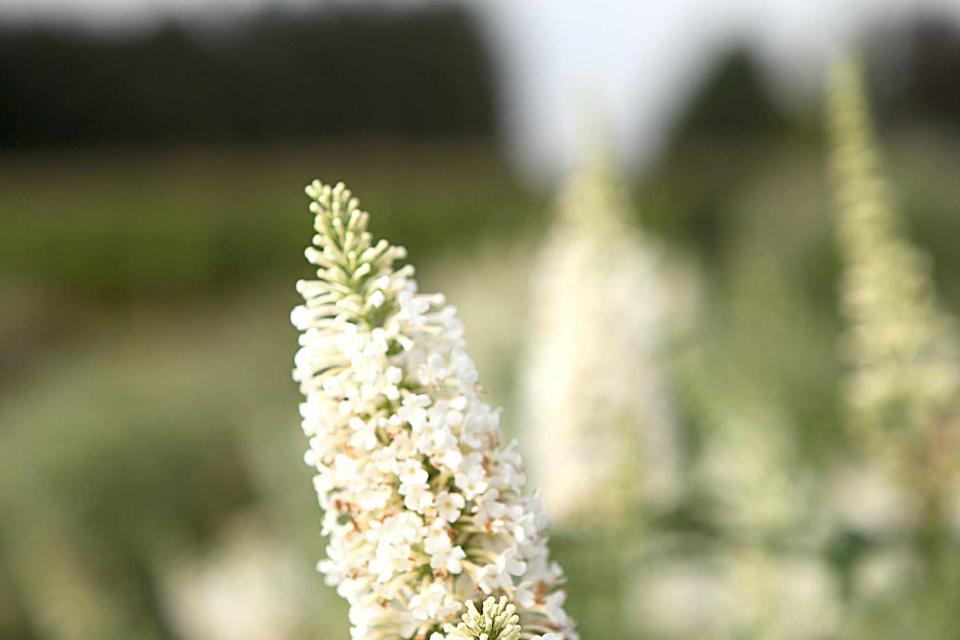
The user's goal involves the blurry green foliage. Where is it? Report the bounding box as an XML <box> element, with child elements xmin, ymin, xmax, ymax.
<box><xmin>0</xmin><ymin>143</ymin><xmax>542</xmax><ymax>303</ymax></box>
<box><xmin>670</xmin><ymin>47</ymin><xmax>791</xmax><ymax>141</ymax></box>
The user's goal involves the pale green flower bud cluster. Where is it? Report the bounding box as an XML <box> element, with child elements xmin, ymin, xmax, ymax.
<box><xmin>829</xmin><ymin>59</ymin><xmax>960</xmax><ymax>501</ymax></box>
<box><xmin>440</xmin><ymin>597</ymin><xmax>527</xmax><ymax>640</ymax></box>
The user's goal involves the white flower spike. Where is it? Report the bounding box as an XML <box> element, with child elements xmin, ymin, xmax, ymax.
<box><xmin>523</xmin><ymin>144</ymin><xmax>681</xmax><ymax>525</ymax></box>
<box><xmin>829</xmin><ymin>59</ymin><xmax>960</xmax><ymax>505</ymax></box>
<box><xmin>292</xmin><ymin>181</ymin><xmax>577</xmax><ymax>640</ymax></box>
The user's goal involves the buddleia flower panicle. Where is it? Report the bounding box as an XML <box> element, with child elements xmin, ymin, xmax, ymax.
<box><xmin>522</xmin><ymin>145</ymin><xmax>681</xmax><ymax>526</ymax></box>
<box><xmin>828</xmin><ymin>59</ymin><xmax>960</xmax><ymax>505</ymax></box>
<box><xmin>292</xmin><ymin>181</ymin><xmax>577</xmax><ymax>640</ymax></box>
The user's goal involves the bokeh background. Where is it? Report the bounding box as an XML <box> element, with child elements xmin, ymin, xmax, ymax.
<box><xmin>2</xmin><ymin>1</ymin><xmax>960</xmax><ymax>638</ymax></box>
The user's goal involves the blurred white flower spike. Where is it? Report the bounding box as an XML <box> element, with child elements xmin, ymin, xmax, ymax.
<box><xmin>523</xmin><ymin>144</ymin><xmax>681</xmax><ymax>526</ymax></box>
<box><xmin>291</xmin><ymin>181</ymin><xmax>577</xmax><ymax>640</ymax></box>
<box><xmin>829</xmin><ymin>59</ymin><xmax>960</xmax><ymax>506</ymax></box>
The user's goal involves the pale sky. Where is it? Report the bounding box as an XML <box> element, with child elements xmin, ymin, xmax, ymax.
<box><xmin>4</xmin><ymin>0</ymin><xmax>959</xmax><ymax>180</ymax></box>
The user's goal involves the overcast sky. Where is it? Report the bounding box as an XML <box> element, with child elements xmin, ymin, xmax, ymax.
<box><xmin>4</xmin><ymin>0</ymin><xmax>959</xmax><ymax>179</ymax></box>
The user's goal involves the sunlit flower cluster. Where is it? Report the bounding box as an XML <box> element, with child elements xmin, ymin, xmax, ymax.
<box><xmin>829</xmin><ymin>59</ymin><xmax>960</xmax><ymax>501</ymax></box>
<box><xmin>523</xmin><ymin>149</ymin><xmax>680</xmax><ymax>525</ymax></box>
<box><xmin>292</xmin><ymin>181</ymin><xmax>576</xmax><ymax>640</ymax></box>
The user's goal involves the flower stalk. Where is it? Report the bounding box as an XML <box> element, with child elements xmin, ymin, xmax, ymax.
<box><xmin>828</xmin><ymin>58</ymin><xmax>960</xmax><ymax>518</ymax></box>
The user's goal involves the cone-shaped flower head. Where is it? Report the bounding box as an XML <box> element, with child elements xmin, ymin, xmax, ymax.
<box><xmin>442</xmin><ymin>597</ymin><xmax>523</xmax><ymax>640</ymax></box>
<box><xmin>829</xmin><ymin>59</ymin><xmax>960</xmax><ymax>501</ymax></box>
<box><xmin>292</xmin><ymin>181</ymin><xmax>576</xmax><ymax>640</ymax></box>
<box><xmin>523</xmin><ymin>144</ymin><xmax>680</xmax><ymax>525</ymax></box>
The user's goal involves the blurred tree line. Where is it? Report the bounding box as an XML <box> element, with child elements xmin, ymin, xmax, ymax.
<box><xmin>0</xmin><ymin>4</ymin><xmax>497</xmax><ymax>148</ymax></box>
<box><xmin>644</xmin><ymin>12</ymin><xmax>960</xmax><ymax>276</ymax></box>
<box><xmin>868</xmin><ymin>15</ymin><xmax>960</xmax><ymax>129</ymax></box>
